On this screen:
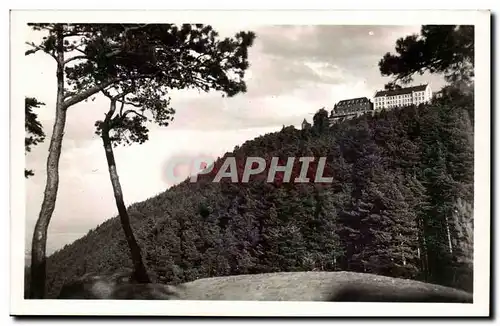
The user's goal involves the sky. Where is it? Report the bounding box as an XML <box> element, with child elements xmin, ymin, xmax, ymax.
<box><xmin>24</xmin><ymin>24</ymin><xmax>447</xmax><ymax>256</ymax></box>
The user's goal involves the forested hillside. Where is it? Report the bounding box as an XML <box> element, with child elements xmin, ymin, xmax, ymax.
<box><xmin>33</xmin><ymin>87</ymin><xmax>474</xmax><ymax>299</ymax></box>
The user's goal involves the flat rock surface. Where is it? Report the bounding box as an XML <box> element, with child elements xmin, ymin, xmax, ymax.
<box><xmin>180</xmin><ymin>271</ymin><xmax>473</xmax><ymax>302</ymax></box>
<box><xmin>58</xmin><ymin>270</ymin><xmax>473</xmax><ymax>302</ymax></box>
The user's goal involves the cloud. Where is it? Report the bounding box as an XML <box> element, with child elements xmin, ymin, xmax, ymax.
<box><xmin>24</xmin><ymin>24</ymin><xmax>448</xmax><ymax>254</ymax></box>
<box><xmin>255</xmin><ymin>25</ymin><xmax>446</xmax><ymax>92</ymax></box>
<box><xmin>258</xmin><ymin>25</ymin><xmax>421</xmax><ymax>64</ymax></box>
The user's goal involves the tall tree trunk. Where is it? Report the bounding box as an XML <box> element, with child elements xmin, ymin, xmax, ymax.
<box><xmin>446</xmin><ymin>216</ymin><xmax>453</xmax><ymax>255</ymax></box>
<box><xmin>416</xmin><ymin>215</ymin><xmax>429</xmax><ymax>281</ymax></box>
<box><xmin>29</xmin><ymin>26</ymin><xmax>66</xmax><ymax>299</ymax></box>
<box><xmin>101</xmin><ymin>125</ymin><xmax>151</xmax><ymax>283</ymax></box>
<box><xmin>422</xmin><ymin>231</ymin><xmax>430</xmax><ymax>281</ymax></box>
<box><xmin>400</xmin><ymin>233</ymin><xmax>406</xmax><ymax>266</ymax></box>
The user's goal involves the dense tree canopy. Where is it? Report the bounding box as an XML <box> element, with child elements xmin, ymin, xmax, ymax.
<box><xmin>379</xmin><ymin>25</ymin><xmax>474</xmax><ymax>86</ymax></box>
<box><xmin>26</xmin><ymin>23</ymin><xmax>256</xmax><ymax>298</ymax></box>
<box><xmin>25</xmin><ymin>97</ymin><xmax>45</xmax><ymax>178</ymax></box>
<box><xmin>90</xmin><ymin>24</ymin><xmax>255</xmax><ymax>283</ymax></box>
<box><xmin>92</xmin><ymin>25</ymin><xmax>257</xmax><ymax>149</ymax></box>
<box><xmin>29</xmin><ymin>90</ymin><xmax>474</xmax><ymax>299</ymax></box>
<box><xmin>27</xmin><ymin>23</ymin><xmax>256</xmax><ymax>108</ymax></box>
<box><xmin>313</xmin><ymin>108</ymin><xmax>330</xmax><ymax>133</ymax></box>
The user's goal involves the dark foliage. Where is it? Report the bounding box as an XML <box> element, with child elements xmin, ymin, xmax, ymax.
<box><xmin>379</xmin><ymin>25</ymin><xmax>474</xmax><ymax>86</ymax></box>
<box><xmin>25</xmin><ymin>97</ymin><xmax>45</xmax><ymax>178</ymax></box>
<box><xmin>33</xmin><ymin>90</ymin><xmax>473</xmax><ymax>298</ymax></box>
<box><xmin>88</xmin><ymin>24</ymin><xmax>255</xmax><ymax>283</ymax></box>
<box><xmin>26</xmin><ymin>23</ymin><xmax>256</xmax><ymax>298</ymax></box>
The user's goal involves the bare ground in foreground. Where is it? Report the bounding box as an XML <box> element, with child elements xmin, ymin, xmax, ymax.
<box><xmin>58</xmin><ymin>270</ymin><xmax>473</xmax><ymax>303</ymax></box>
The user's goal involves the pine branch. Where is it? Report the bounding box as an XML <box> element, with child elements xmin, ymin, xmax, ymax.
<box><xmin>64</xmin><ymin>44</ymin><xmax>87</xmax><ymax>55</ymax></box>
<box><xmin>121</xmin><ymin>24</ymin><xmax>150</xmax><ymax>33</ymax></box>
<box><xmin>63</xmin><ymin>55</ymin><xmax>89</xmax><ymax>65</ymax></box>
<box><xmin>63</xmin><ymin>79</ymin><xmax>117</xmax><ymax>109</ymax></box>
<box><xmin>25</xmin><ymin>42</ymin><xmax>56</xmax><ymax>60</ymax></box>
<box><xmin>117</xmin><ymin>99</ymin><xmax>143</xmax><ymax>108</ymax></box>
<box><xmin>122</xmin><ymin>109</ymin><xmax>147</xmax><ymax>120</ymax></box>
<box><xmin>62</xmin><ymin>31</ymin><xmax>87</xmax><ymax>37</ymax></box>
<box><xmin>64</xmin><ymin>73</ymin><xmax>158</xmax><ymax>109</ymax></box>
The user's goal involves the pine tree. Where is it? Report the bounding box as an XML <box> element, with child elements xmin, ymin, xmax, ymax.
<box><xmin>27</xmin><ymin>23</ymin><xmax>255</xmax><ymax>297</ymax></box>
<box><xmin>25</xmin><ymin>97</ymin><xmax>46</xmax><ymax>178</ymax></box>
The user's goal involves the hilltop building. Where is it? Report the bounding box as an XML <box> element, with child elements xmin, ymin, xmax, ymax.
<box><xmin>373</xmin><ymin>84</ymin><xmax>432</xmax><ymax>110</ymax></box>
<box><xmin>329</xmin><ymin>97</ymin><xmax>374</xmax><ymax>124</ymax></box>
<box><xmin>320</xmin><ymin>83</ymin><xmax>433</xmax><ymax>127</ymax></box>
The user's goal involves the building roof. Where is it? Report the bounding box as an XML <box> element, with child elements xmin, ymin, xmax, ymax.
<box><xmin>374</xmin><ymin>84</ymin><xmax>428</xmax><ymax>97</ymax></box>
<box><xmin>336</xmin><ymin>97</ymin><xmax>371</xmax><ymax>106</ymax></box>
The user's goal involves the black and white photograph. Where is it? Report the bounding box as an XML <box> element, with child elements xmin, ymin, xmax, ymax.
<box><xmin>9</xmin><ymin>9</ymin><xmax>491</xmax><ymax>317</ymax></box>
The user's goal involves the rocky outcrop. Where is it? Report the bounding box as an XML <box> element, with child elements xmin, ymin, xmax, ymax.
<box><xmin>58</xmin><ymin>270</ymin><xmax>473</xmax><ymax>303</ymax></box>
<box><xmin>58</xmin><ymin>269</ymin><xmax>182</xmax><ymax>300</ymax></box>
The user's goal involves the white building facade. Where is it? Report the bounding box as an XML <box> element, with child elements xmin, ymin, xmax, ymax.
<box><xmin>373</xmin><ymin>84</ymin><xmax>433</xmax><ymax>110</ymax></box>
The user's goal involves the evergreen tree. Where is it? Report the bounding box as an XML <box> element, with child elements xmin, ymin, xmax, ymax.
<box><xmin>312</xmin><ymin>108</ymin><xmax>330</xmax><ymax>133</ymax></box>
<box><xmin>379</xmin><ymin>25</ymin><xmax>474</xmax><ymax>86</ymax></box>
<box><xmin>27</xmin><ymin>23</ymin><xmax>255</xmax><ymax>297</ymax></box>
<box><xmin>25</xmin><ymin>97</ymin><xmax>45</xmax><ymax>178</ymax></box>
<box><xmin>37</xmin><ymin>90</ymin><xmax>474</xmax><ymax>298</ymax></box>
